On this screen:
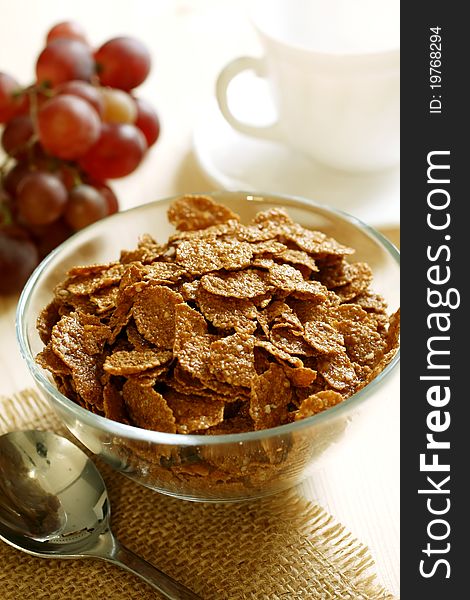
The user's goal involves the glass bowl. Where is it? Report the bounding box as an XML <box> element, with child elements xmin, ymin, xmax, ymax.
<box><xmin>17</xmin><ymin>191</ymin><xmax>400</xmax><ymax>502</ymax></box>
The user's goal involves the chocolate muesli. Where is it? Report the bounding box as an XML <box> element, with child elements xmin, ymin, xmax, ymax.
<box><xmin>37</xmin><ymin>194</ymin><xmax>399</xmax><ymax>436</ymax></box>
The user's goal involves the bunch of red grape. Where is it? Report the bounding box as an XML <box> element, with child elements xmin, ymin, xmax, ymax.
<box><xmin>0</xmin><ymin>21</ymin><xmax>160</xmax><ymax>294</ymax></box>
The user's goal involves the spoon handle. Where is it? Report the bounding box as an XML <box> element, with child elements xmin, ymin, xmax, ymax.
<box><xmin>108</xmin><ymin>541</ymin><xmax>201</xmax><ymax>600</ymax></box>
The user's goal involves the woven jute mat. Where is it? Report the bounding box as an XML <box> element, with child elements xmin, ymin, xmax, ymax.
<box><xmin>0</xmin><ymin>389</ymin><xmax>396</xmax><ymax>599</ymax></box>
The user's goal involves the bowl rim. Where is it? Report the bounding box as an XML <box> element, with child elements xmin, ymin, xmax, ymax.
<box><xmin>16</xmin><ymin>190</ymin><xmax>400</xmax><ymax>446</ymax></box>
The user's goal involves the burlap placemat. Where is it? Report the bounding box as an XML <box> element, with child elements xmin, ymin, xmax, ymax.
<box><xmin>0</xmin><ymin>389</ymin><xmax>396</xmax><ymax>599</ymax></box>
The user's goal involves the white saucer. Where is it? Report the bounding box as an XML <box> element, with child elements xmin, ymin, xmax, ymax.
<box><xmin>193</xmin><ymin>100</ymin><xmax>400</xmax><ymax>229</ymax></box>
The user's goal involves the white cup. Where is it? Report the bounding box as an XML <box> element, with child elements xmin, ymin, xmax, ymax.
<box><xmin>216</xmin><ymin>0</ymin><xmax>400</xmax><ymax>172</ymax></box>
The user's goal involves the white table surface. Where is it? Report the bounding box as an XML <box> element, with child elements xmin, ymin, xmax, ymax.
<box><xmin>0</xmin><ymin>1</ymin><xmax>399</xmax><ymax>595</ymax></box>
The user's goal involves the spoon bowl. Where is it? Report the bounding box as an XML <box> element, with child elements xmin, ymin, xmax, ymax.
<box><xmin>0</xmin><ymin>430</ymin><xmax>200</xmax><ymax>599</ymax></box>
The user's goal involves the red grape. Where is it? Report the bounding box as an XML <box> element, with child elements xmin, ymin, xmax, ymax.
<box><xmin>79</xmin><ymin>123</ymin><xmax>147</xmax><ymax>179</ymax></box>
<box><xmin>92</xmin><ymin>181</ymin><xmax>119</xmax><ymax>215</ymax></box>
<box><xmin>46</xmin><ymin>21</ymin><xmax>89</xmax><ymax>45</ymax></box>
<box><xmin>2</xmin><ymin>162</ymin><xmax>32</xmax><ymax>196</ymax></box>
<box><xmin>0</xmin><ymin>72</ymin><xmax>23</xmax><ymax>123</ymax></box>
<box><xmin>29</xmin><ymin>142</ymin><xmax>55</xmax><ymax>171</ymax></box>
<box><xmin>17</xmin><ymin>172</ymin><xmax>67</xmax><ymax>225</ymax></box>
<box><xmin>134</xmin><ymin>97</ymin><xmax>160</xmax><ymax>147</ymax></box>
<box><xmin>36</xmin><ymin>39</ymin><xmax>94</xmax><ymax>87</ymax></box>
<box><xmin>30</xmin><ymin>218</ymin><xmax>73</xmax><ymax>259</ymax></box>
<box><xmin>101</xmin><ymin>87</ymin><xmax>137</xmax><ymax>124</ymax></box>
<box><xmin>37</xmin><ymin>94</ymin><xmax>101</xmax><ymax>159</ymax></box>
<box><xmin>1</xmin><ymin>114</ymin><xmax>35</xmax><ymax>159</ymax></box>
<box><xmin>0</xmin><ymin>226</ymin><xmax>39</xmax><ymax>294</ymax></box>
<box><xmin>94</xmin><ymin>37</ymin><xmax>151</xmax><ymax>91</ymax></box>
<box><xmin>56</xmin><ymin>80</ymin><xmax>104</xmax><ymax>116</ymax></box>
<box><xmin>64</xmin><ymin>184</ymin><xmax>108</xmax><ymax>230</ymax></box>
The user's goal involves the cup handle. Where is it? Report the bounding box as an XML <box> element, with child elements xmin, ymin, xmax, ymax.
<box><xmin>216</xmin><ymin>56</ymin><xmax>283</xmax><ymax>142</ymax></box>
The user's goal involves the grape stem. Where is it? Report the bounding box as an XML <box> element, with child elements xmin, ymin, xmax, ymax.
<box><xmin>70</xmin><ymin>165</ymin><xmax>83</xmax><ymax>187</ymax></box>
<box><xmin>0</xmin><ymin>194</ymin><xmax>13</xmax><ymax>226</ymax></box>
<box><xmin>28</xmin><ymin>86</ymin><xmax>40</xmax><ymax>133</ymax></box>
<box><xmin>12</xmin><ymin>82</ymin><xmax>53</xmax><ymax>100</ymax></box>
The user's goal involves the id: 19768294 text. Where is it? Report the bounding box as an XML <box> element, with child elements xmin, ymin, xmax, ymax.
<box><xmin>429</xmin><ymin>26</ymin><xmax>443</xmax><ymax>114</ymax></box>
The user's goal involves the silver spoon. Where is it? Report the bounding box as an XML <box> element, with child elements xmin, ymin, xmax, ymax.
<box><xmin>0</xmin><ymin>430</ymin><xmax>201</xmax><ymax>599</ymax></box>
